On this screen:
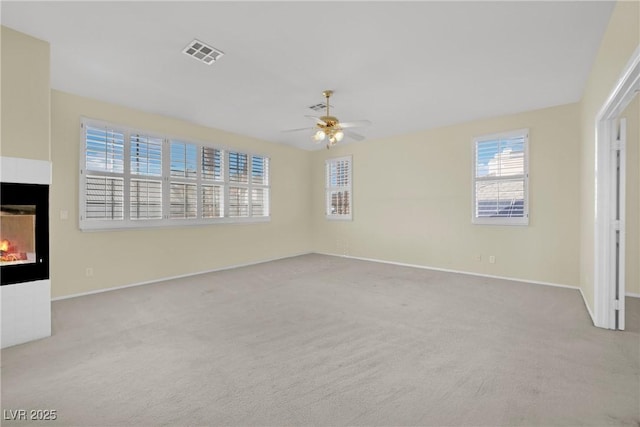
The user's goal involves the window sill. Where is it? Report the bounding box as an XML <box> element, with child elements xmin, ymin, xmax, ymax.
<box><xmin>79</xmin><ymin>216</ymin><xmax>271</xmax><ymax>231</ymax></box>
<box><xmin>472</xmin><ymin>217</ymin><xmax>528</xmax><ymax>226</ymax></box>
<box><xmin>326</xmin><ymin>215</ymin><xmax>352</xmax><ymax>221</ymax></box>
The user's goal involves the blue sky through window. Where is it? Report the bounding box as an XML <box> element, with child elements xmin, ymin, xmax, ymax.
<box><xmin>170</xmin><ymin>141</ymin><xmax>197</xmax><ymax>178</ymax></box>
<box><xmin>476</xmin><ymin>136</ymin><xmax>525</xmax><ymax>177</ymax></box>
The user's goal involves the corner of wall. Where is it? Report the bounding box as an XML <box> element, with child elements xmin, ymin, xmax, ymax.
<box><xmin>1</xmin><ymin>26</ymin><xmax>51</xmax><ymax>161</ymax></box>
<box><xmin>578</xmin><ymin>0</ymin><xmax>640</xmax><ymax>314</ymax></box>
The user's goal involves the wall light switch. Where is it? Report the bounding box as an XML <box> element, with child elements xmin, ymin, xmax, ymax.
<box><xmin>60</xmin><ymin>210</ymin><xmax>69</xmax><ymax>220</ymax></box>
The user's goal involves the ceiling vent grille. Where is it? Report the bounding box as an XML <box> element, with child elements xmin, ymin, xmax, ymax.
<box><xmin>308</xmin><ymin>103</ymin><xmax>331</xmax><ymax>112</ymax></box>
<box><xmin>183</xmin><ymin>39</ymin><xmax>224</xmax><ymax>65</ymax></box>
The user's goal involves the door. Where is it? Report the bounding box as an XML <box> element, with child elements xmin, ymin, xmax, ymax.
<box><xmin>593</xmin><ymin>46</ymin><xmax>639</xmax><ymax>330</ymax></box>
<box><xmin>612</xmin><ymin>118</ymin><xmax>626</xmax><ymax>330</ymax></box>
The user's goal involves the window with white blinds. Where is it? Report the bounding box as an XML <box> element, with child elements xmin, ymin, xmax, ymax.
<box><xmin>170</xmin><ymin>141</ymin><xmax>197</xmax><ymax>219</ymax></box>
<box><xmin>201</xmin><ymin>146</ymin><xmax>224</xmax><ymax>218</ymax></box>
<box><xmin>325</xmin><ymin>156</ymin><xmax>352</xmax><ymax>220</ymax></box>
<box><xmin>79</xmin><ymin>118</ymin><xmax>270</xmax><ymax>230</ymax></box>
<box><xmin>130</xmin><ymin>133</ymin><xmax>163</xmax><ymax>220</ymax></box>
<box><xmin>84</xmin><ymin>126</ymin><xmax>125</xmax><ymax>220</ymax></box>
<box><xmin>472</xmin><ymin>129</ymin><xmax>529</xmax><ymax>225</ymax></box>
<box><xmin>227</xmin><ymin>152</ymin><xmax>270</xmax><ymax>218</ymax></box>
<box><xmin>250</xmin><ymin>155</ymin><xmax>269</xmax><ymax>217</ymax></box>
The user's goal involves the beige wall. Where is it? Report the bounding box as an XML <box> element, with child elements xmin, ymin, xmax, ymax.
<box><xmin>50</xmin><ymin>90</ymin><xmax>311</xmax><ymax>298</ymax></box>
<box><xmin>0</xmin><ymin>26</ymin><xmax>50</xmax><ymax>161</ymax></box>
<box><xmin>622</xmin><ymin>96</ymin><xmax>639</xmax><ymax>296</ymax></box>
<box><xmin>312</xmin><ymin>103</ymin><xmax>581</xmax><ymax>287</ymax></box>
<box><xmin>579</xmin><ymin>1</ymin><xmax>640</xmax><ymax>310</ymax></box>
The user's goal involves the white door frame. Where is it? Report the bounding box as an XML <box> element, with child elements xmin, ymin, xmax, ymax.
<box><xmin>594</xmin><ymin>45</ymin><xmax>640</xmax><ymax>329</ymax></box>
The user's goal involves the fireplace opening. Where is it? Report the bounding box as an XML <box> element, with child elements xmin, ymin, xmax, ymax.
<box><xmin>1</xmin><ymin>205</ymin><xmax>36</xmax><ymax>265</ymax></box>
<box><xmin>0</xmin><ymin>183</ymin><xmax>49</xmax><ymax>286</ymax></box>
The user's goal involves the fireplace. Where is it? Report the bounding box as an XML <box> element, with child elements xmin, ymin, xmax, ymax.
<box><xmin>1</xmin><ymin>156</ymin><xmax>52</xmax><ymax>348</ymax></box>
<box><xmin>0</xmin><ymin>183</ymin><xmax>49</xmax><ymax>285</ymax></box>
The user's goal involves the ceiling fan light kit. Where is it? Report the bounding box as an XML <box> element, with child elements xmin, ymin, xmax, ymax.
<box><xmin>313</xmin><ymin>90</ymin><xmax>347</xmax><ymax>148</ymax></box>
<box><xmin>282</xmin><ymin>90</ymin><xmax>371</xmax><ymax>149</ymax></box>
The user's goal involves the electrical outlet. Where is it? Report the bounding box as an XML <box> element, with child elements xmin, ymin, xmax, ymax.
<box><xmin>474</xmin><ymin>254</ymin><xmax>482</xmax><ymax>262</ymax></box>
<box><xmin>489</xmin><ymin>256</ymin><xmax>496</xmax><ymax>264</ymax></box>
<box><xmin>85</xmin><ymin>267</ymin><xmax>94</xmax><ymax>277</ymax></box>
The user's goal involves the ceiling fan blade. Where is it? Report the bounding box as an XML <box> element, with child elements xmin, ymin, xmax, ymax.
<box><xmin>344</xmin><ymin>130</ymin><xmax>365</xmax><ymax>141</ymax></box>
<box><xmin>281</xmin><ymin>126</ymin><xmax>315</xmax><ymax>133</ymax></box>
<box><xmin>305</xmin><ymin>115</ymin><xmax>327</xmax><ymax>126</ymax></box>
<box><xmin>339</xmin><ymin>120</ymin><xmax>372</xmax><ymax>129</ymax></box>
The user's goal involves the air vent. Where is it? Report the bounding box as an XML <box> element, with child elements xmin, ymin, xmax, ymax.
<box><xmin>308</xmin><ymin>103</ymin><xmax>331</xmax><ymax>112</ymax></box>
<box><xmin>183</xmin><ymin>39</ymin><xmax>224</xmax><ymax>65</ymax></box>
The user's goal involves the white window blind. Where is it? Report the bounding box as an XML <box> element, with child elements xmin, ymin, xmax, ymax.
<box><xmin>202</xmin><ymin>185</ymin><xmax>223</xmax><ymax>218</ymax></box>
<box><xmin>85</xmin><ymin>126</ymin><xmax>124</xmax><ymax>174</ymax></box>
<box><xmin>130</xmin><ymin>179</ymin><xmax>162</xmax><ymax>220</ymax></box>
<box><xmin>85</xmin><ymin>176</ymin><xmax>124</xmax><ymax>220</ymax></box>
<box><xmin>251</xmin><ymin>188</ymin><xmax>268</xmax><ymax>217</ymax></box>
<box><xmin>472</xmin><ymin>129</ymin><xmax>529</xmax><ymax>225</ymax></box>
<box><xmin>79</xmin><ymin>118</ymin><xmax>270</xmax><ymax>230</ymax></box>
<box><xmin>129</xmin><ymin>133</ymin><xmax>163</xmax><ymax>220</ymax></box>
<box><xmin>170</xmin><ymin>141</ymin><xmax>197</xmax><ymax>219</ymax></box>
<box><xmin>170</xmin><ymin>141</ymin><xmax>197</xmax><ymax>178</ymax></box>
<box><xmin>202</xmin><ymin>147</ymin><xmax>223</xmax><ymax>181</ymax></box>
<box><xmin>226</xmin><ymin>153</ymin><xmax>269</xmax><ymax>218</ymax></box>
<box><xmin>201</xmin><ymin>146</ymin><xmax>224</xmax><ymax>219</ymax></box>
<box><xmin>229</xmin><ymin>186</ymin><xmax>249</xmax><ymax>217</ymax></box>
<box><xmin>251</xmin><ymin>156</ymin><xmax>269</xmax><ymax>217</ymax></box>
<box><xmin>130</xmin><ymin>134</ymin><xmax>162</xmax><ymax>176</ymax></box>
<box><xmin>325</xmin><ymin>156</ymin><xmax>352</xmax><ymax>220</ymax></box>
<box><xmin>84</xmin><ymin>125</ymin><xmax>125</xmax><ymax>220</ymax></box>
<box><xmin>228</xmin><ymin>151</ymin><xmax>249</xmax><ymax>217</ymax></box>
<box><xmin>251</xmin><ymin>155</ymin><xmax>268</xmax><ymax>185</ymax></box>
<box><xmin>170</xmin><ymin>183</ymin><xmax>198</xmax><ymax>219</ymax></box>
<box><xmin>229</xmin><ymin>152</ymin><xmax>248</xmax><ymax>184</ymax></box>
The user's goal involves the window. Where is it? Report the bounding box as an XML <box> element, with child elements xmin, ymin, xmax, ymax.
<box><xmin>80</xmin><ymin>118</ymin><xmax>270</xmax><ymax>230</ymax></box>
<box><xmin>228</xmin><ymin>152</ymin><xmax>249</xmax><ymax>217</ymax></box>
<box><xmin>84</xmin><ymin>126</ymin><xmax>125</xmax><ymax>220</ymax></box>
<box><xmin>201</xmin><ymin>147</ymin><xmax>224</xmax><ymax>219</ymax></box>
<box><xmin>170</xmin><ymin>141</ymin><xmax>198</xmax><ymax>219</ymax></box>
<box><xmin>472</xmin><ymin>129</ymin><xmax>528</xmax><ymax>225</ymax></box>
<box><xmin>250</xmin><ymin>155</ymin><xmax>269</xmax><ymax>217</ymax></box>
<box><xmin>325</xmin><ymin>156</ymin><xmax>352</xmax><ymax>220</ymax></box>
<box><xmin>130</xmin><ymin>133</ymin><xmax>163</xmax><ymax>220</ymax></box>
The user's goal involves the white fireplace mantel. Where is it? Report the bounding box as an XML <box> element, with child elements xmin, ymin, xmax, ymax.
<box><xmin>0</xmin><ymin>156</ymin><xmax>52</xmax><ymax>185</ymax></box>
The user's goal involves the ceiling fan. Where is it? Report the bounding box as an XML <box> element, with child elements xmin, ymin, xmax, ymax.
<box><xmin>282</xmin><ymin>90</ymin><xmax>371</xmax><ymax>148</ymax></box>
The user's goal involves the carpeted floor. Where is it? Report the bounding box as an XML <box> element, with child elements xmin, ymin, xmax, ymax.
<box><xmin>1</xmin><ymin>254</ymin><xmax>639</xmax><ymax>426</ymax></box>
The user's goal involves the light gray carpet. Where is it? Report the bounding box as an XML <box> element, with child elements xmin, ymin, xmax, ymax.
<box><xmin>1</xmin><ymin>254</ymin><xmax>639</xmax><ymax>426</ymax></box>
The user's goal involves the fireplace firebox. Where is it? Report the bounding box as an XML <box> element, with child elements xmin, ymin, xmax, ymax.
<box><xmin>0</xmin><ymin>182</ymin><xmax>49</xmax><ymax>286</ymax></box>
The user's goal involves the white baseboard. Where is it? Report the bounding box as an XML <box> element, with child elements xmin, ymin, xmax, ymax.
<box><xmin>317</xmin><ymin>252</ymin><xmax>580</xmax><ymax>291</ymax></box>
<box><xmin>52</xmin><ymin>252</ymin><xmax>312</xmax><ymax>301</ymax></box>
<box><xmin>579</xmin><ymin>288</ymin><xmax>596</xmax><ymax>326</ymax></box>
<box><xmin>626</xmin><ymin>292</ymin><xmax>640</xmax><ymax>299</ymax></box>
<box><xmin>317</xmin><ymin>252</ymin><xmax>601</xmax><ymax>325</ymax></box>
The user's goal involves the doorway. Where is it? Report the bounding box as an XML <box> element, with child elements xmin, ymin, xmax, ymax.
<box><xmin>594</xmin><ymin>46</ymin><xmax>640</xmax><ymax>330</ymax></box>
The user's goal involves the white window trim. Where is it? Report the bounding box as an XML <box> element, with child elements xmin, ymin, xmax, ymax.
<box><xmin>79</xmin><ymin>117</ymin><xmax>270</xmax><ymax>231</ymax></box>
<box><xmin>325</xmin><ymin>155</ymin><xmax>353</xmax><ymax>221</ymax></box>
<box><xmin>471</xmin><ymin>128</ymin><xmax>529</xmax><ymax>226</ymax></box>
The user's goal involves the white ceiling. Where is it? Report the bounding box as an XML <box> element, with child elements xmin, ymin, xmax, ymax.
<box><xmin>2</xmin><ymin>1</ymin><xmax>614</xmax><ymax>150</ymax></box>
